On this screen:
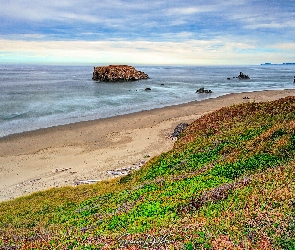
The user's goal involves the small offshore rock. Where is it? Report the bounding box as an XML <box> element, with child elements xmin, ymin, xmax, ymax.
<box><xmin>196</xmin><ymin>87</ymin><xmax>212</xmax><ymax>94</ymax></box>
<box><xmin>145</xmin><ymin>87</ymin><xmax>151</xmax><ymax>91</ymax></box>
<box><xmin>238</xmin><ymin>72</ymin><xmax>250</xmax><ymax>79</ymax></box>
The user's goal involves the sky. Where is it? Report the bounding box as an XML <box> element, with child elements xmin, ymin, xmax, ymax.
<box><xmin>0</xmin><ymin>0</ymin><xmax>294</xmax><ymax>65</ymax></box>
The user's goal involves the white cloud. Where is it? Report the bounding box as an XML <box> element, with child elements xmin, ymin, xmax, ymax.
<box><xmin>0</xmin><ymin>0</ymin><xmax>160</xmax><ymax>22</ymax></box>
<box><xmin>167</xmin><ymin>6</ymin><xmax>217</xmax><ymax>15</ymax></box>
<box><xmin>158</xmin><ymin>32</ymin><xmax>196</xmax><ymax>40</ymax></box>
<box><xmin>0</xmin><ymin>0</ymin><xmax>294</xmax><ymax>65</ymax></box>
<box><xmin>228</xmin><ymin>4</ymin><xmax>295</xmax><ymax>31</ymax></box>
<box><xmin>272</xmin><ymin>43</ymin><xmax>295</xmax><ymax>51</ymax></box>
<box><xmin>1</xmin><ymin>37</ymin><xmax>292</xmax><ymax>65</ymax></box>
<box><xmin>244</xmin><ymin>19</ymin><xmax>295</xmax><ymax>29</ymax></box>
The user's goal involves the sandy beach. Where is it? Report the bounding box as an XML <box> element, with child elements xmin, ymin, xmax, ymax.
<box><xmin>0</xmin><ymin>89</ymin><xmax>295</xmax><ymax>202</ymax></box>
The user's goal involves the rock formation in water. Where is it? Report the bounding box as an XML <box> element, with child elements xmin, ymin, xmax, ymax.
<box><xmin>238</xmin><ymin>72</ymin><xmax>250</xmax><ymax>79</ymax></box>
<box><xmin>92</xmin><ymin>65</ymin><xmax>149</xmax><ymax>82</ymax></box>
<box><xmin>196</xmin><ymin>87</ymin><xmax>212</xmax><ymax>93</ymax></box>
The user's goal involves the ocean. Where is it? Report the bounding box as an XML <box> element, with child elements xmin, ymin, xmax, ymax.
<box><xmin>0</xmin><ymin>64</ymin><xmax>294</xmax><ymax>137</ymax></box>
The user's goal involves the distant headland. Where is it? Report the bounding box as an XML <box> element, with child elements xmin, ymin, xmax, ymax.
<box><xmin>261</xmin><ymin>62</ymin><xmax>295</xmax><ymax>65</ymax></box>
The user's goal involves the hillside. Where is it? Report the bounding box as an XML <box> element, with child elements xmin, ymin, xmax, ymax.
<box><xmin>0</xmin><ymin>97</ymin><xmax>295</xmax><ymax>249</ymax></box>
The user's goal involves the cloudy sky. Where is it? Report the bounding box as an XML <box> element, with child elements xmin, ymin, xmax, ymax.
<box><xmin>0</xmin><ymin>0</ymin><xmax>294</xmax><ymax>65</ymax></box>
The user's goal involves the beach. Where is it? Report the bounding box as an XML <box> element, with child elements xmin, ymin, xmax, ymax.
<box><xmin>1</xmin><ymin>89</ymin><xmax>295</xmax><ymax>202</ymax></box>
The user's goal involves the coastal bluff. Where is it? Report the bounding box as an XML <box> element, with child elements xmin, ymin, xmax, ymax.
<box><xmin>92</xmin><ymin>65</ymin><xmax>149</xmax><ymax>82</ymax></box>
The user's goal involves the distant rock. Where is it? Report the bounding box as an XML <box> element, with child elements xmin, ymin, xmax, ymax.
<box><xmin>238</xmin><ymin>72</ymin><xmax>250</xmax><ymax>79</ymax></box>
<box><xmin>92</xmin><ymin>65</ymin><xmax>149</xmax><ymax>82</ymax></box>
<box><xmin>196</xmin><ymin>87</ymin><xmax>212</xmax><ymax>94</ymax></box>
<box><xmin>145</xmin><ymin>87</ymin><xmax>151</xmax><ymax>91</ymax></box>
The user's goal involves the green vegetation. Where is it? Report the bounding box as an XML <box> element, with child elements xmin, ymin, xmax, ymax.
<box><xmin>1</xmin><ymin>97</ymin><xmax>295</xmax><ymax>249</ymax></box>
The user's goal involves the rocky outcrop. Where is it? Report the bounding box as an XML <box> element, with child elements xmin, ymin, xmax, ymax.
<box><xmin>196</xmin><ymin>87</ymin><xmax>212</xmax><ymax>93</ymax></box>
<box><xmin>170</xmin><ymin>123</ymin><xmax>189</xmax><ymax>139</ymax></box>
<box><xmin>238</xmin><ymin>72</ymin><xmax>250</xmax><ymax>79</ymax></box>
<box><xmin>92</xmin><ymin>65</ymin><xmax>149</xmax><ymax>82</ymax></box>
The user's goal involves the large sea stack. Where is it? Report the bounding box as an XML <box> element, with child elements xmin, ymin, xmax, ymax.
<box><xmin>92</xmin><ymin>65</ymin><xmax>149</xmax><ymax>82</ymax></box>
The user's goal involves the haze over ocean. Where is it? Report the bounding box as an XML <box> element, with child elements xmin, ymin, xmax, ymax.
<box><xmin>0</xmin><ymin>64</ymin><xmax>294</xmax><ymax>137</ymax></box>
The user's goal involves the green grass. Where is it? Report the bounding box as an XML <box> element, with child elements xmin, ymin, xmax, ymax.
<box><xmin>1</xmin><ymin>97</ymin><xmax>295</xmax><ymax>249</ymax></box>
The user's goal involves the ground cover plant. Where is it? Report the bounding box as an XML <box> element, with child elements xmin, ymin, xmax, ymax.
<box><xmin>0</xmin><ymin>97</ymin><xmax>295</xmax><ymax>249</ymax></box>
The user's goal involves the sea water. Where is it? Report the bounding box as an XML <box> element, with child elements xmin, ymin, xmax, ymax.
<box><xmin>0</xmin><ymin>64</ymin><xmax>294</xmax><ymax>137</ymax></box>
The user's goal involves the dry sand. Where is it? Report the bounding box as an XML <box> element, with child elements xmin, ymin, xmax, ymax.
<box><xmin>1</xmin><ymin>89</ymin><xmax>295</xmax><ymax>202</ymax></box>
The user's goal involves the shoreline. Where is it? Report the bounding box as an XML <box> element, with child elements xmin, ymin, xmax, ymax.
<box><xmin>0</xmin><ymin>89</ymin><xmax>287</xmax><ymax>141</ymax></box>
<box><xmin>1</xmin><ymin>89</ymin><xmax>295</xmax><ymax>202</ymax></box>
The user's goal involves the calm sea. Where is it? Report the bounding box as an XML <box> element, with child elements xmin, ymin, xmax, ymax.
<box><xmin>0</xmin><ymin>64</ymin><xmax>294</xmax><ymax>137</ymax></box>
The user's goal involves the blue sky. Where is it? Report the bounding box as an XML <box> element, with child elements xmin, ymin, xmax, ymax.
<box><xmin>0</xmin><ymin>0</ymin><xmax>294</xmax><ymax>65</ymax></box>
